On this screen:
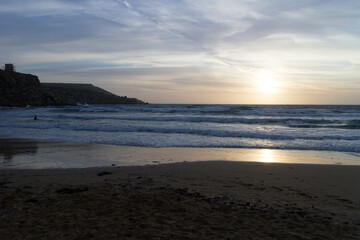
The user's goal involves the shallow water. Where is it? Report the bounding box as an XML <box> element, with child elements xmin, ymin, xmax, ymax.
<box><xmin>1</xmin><ymin>139</ymin><xmax>359</xmax><ymax>169</ymax></box>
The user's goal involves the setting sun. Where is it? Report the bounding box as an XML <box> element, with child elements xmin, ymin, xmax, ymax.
<box><xmin>256</xmin><ymin>70</ymin><xmax>278</xmax><ymax>94</ymax></box>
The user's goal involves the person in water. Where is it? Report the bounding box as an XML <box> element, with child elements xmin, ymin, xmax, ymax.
<box><xmin>34</xmin><ymin>115</ymin><xmax>38</xmax><ymax>120</ymax></box>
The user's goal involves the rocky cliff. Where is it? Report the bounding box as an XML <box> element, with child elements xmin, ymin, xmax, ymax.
<box><xmin>41</xmin><ymin>83</ymin><xmax>145</xmax><ymax>105</ymax></box>
<box><xmin>0</xmin><ymin>70</ymin><xmax>64</xmax><ymax>107</ymax></box>
<box><xmin>0</xmin><ymin>70</ymin><xmax>146</xmax><ymax>107</ymax></box>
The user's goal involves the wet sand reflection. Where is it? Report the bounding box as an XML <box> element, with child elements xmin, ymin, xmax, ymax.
<box><xmin>0</xmin><ymin>139</ymin><xmax>38</xmax><ymax>162</ymax></box>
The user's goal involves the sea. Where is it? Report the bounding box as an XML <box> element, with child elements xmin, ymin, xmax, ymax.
<box><xmin>0</xmin><ymin>104</ymin><xmax>359</xmax><ymax>154</ymax></box>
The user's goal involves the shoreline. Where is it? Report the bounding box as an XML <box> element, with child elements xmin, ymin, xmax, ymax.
<box><xmin>1</xmin><ymin>138</ymin><xmax>360</xmax><ymax>169</ymax></box>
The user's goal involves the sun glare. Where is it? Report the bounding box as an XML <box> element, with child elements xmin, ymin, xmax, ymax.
<box><xmin>259</xmin><ymin>149</ymin><xmax>275</xmax><ymax>163</ymax></box>
<box><xmin>256</xmin><ymin>70</ymin><xmax>278</xmax><ymax>94</ymax></box>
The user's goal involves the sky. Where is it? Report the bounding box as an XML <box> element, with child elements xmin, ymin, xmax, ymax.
<box><xmin>1</xmin><ymin>0</ymin><xmax>360</xmax><ymax>104</ymax></box>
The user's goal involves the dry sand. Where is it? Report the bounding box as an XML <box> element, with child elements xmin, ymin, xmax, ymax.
<box><xmin>0</xmin><ymin>161</ymin><xmax>359</xmax><ymax>239</ymax></box>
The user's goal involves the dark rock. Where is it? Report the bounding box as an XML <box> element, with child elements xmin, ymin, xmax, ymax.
<box><xmin>41</xmin><ymin>83</ymin><xmax>147</xmax><ymax>105</ymax></box>
<box><xmin>97</xmin><ymin>171</ymin><xmax>112</xmax><ymax>176</ymax></box>
<box><xmin>0</xmin><ymin>70</ymin><xmax>66</xmax><ymax>107</ymax></box>
<box><xmin>296</xmin><ymin>210</ymin><xmax>307</xmax><ymax>217</ymax></box>
<box><xmin>55</xmin><ymin>187</ymin><xmax>89</xmax><ymax>194</ymax></box>
<box><xmin>0</xmin><ymin>69</ymin><xmax>147</xmax><ymax>107</ymax></box>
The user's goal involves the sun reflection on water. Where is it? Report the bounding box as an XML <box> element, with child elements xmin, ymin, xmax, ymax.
<box><xmin>259</xmin><ymin>149</ymin><xmax>275</xmax><ymax>163</ymax></box>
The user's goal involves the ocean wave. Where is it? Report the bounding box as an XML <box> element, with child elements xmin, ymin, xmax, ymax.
<box><xmin>43</xmin><ymin>105</ymin><xmax>238</xmax><ymax>114</ymax></box>
<box><xmin>1</xmin><ymin>122</ymin><xmax>359</xmax><ymax>141</ymax></box>
<box><xmin>1</xmin><ymin>127</ymin><xmax>360</xmax><ymax>153</ymax></box>
<box><xmin>2</xmin><ymin>112</ymin><xmax>359</xmax><ymax>129</ymax></box>
<box><xmin>55</xmin><ymin>106</ymin><xmax>360</xmax><ymax>117</ymax></box>
<box><xmin>2</xmin><ymin>105</ymin><xmax>360</xmax><ymax>124</ymax></box>
<box><xmin>1</xmin><ymin>104</ymin><xmax>359</xmax><ymax>154</ymax></box>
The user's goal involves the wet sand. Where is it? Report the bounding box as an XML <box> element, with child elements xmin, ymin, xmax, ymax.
<box><xmin>0</xmin><ymin>161</ymin><xmax>359</xmax><ymax>239</ymax></box>
<box><xmin>1</xmin><ymin>139</ymin><xmax>360</xmax><ymax>169</ymax></box>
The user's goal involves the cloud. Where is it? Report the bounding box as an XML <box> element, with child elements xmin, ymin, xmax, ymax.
<box><xmin>0</xmin><ymin>0</ymin><xmax>359</xmax><ymax>103</ymax></box>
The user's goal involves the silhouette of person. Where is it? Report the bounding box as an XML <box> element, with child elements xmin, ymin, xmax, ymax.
<box><xmin>34</xmin><ymin>115</ymin><xmax>38</xmax><ymax>120</ymax></box>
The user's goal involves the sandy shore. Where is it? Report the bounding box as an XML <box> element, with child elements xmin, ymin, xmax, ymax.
<box><xmin>0</xmin><ymin>161</ymin><xmax>359</xmax><ymax>239</ymax></box>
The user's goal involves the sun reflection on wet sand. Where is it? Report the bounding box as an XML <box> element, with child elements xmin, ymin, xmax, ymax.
<box><xmin>258</xmin><ymin>149</ymin><xmax>276</xmax><ymax>163</ymax></box>
<box><xmin>1</xmin><ymin>140</ymin><xmax>360</xmax><ymax>168</ymax></box>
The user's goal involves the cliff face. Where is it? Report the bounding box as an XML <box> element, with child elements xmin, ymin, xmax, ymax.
<box><xmin>0</xmin><ymin>70</ymin><xmax>146</xmax><ymax>107</ymax></box>
<box><xmin>41</xmin><ymin>83</ymin><xmax>146</xmax><ymax>105</ymax></box>
<box><xmin>0</xmin><ymin>70</ymin><xmax>64</xmax><ymax>107</ymax></box>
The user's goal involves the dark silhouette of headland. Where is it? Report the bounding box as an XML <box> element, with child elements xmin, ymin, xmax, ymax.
<box><xmin>0</xmin><ymin>64</ymin><xmax>146</xmax><ymax>107</ymax></box>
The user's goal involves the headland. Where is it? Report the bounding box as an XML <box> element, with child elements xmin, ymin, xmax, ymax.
<box><xmin>0</xmin><ymin>67</ymin><xmax>146</xmax><ymax>107</ymax></box>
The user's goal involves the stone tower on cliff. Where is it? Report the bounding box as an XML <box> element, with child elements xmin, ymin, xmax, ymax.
<box><xmin>5</xmin><ymin>63</ymin><xmax>15</xmax><ymax>72</ymax></box>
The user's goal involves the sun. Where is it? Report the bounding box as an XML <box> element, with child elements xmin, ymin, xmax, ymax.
<box><xmin>256</xmin><ymin>70</ymin><xmax>278</xmax><ymax>94</ymax></box>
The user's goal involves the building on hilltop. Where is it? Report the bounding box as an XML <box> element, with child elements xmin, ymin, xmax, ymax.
<box><xmin>5</xmin><ymin>63</ymin><xmax>15</xmax><ymax>72</ymax></box>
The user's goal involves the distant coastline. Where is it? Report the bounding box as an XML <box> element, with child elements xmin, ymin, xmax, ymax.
<box><xmin>0</xmin><ymin>67</ymin><xmax>146</xmax><ymax>107</ymax></box>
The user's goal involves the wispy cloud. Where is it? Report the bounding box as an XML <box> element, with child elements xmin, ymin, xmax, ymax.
<box><xmin>0</xmin><ymin>0</ymin><xmax>359</xmax><ymax>103</ymax></box>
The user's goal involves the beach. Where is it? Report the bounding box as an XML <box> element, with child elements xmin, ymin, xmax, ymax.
<box><xmin>1</xmin><ymin>159</ymin><xmax>359</xmax><ymax>239</ymax></box>
<box><xmin>1</xmin><ymin>104</ymin><xmax>360</xmax><ymax>239</ymax></box>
